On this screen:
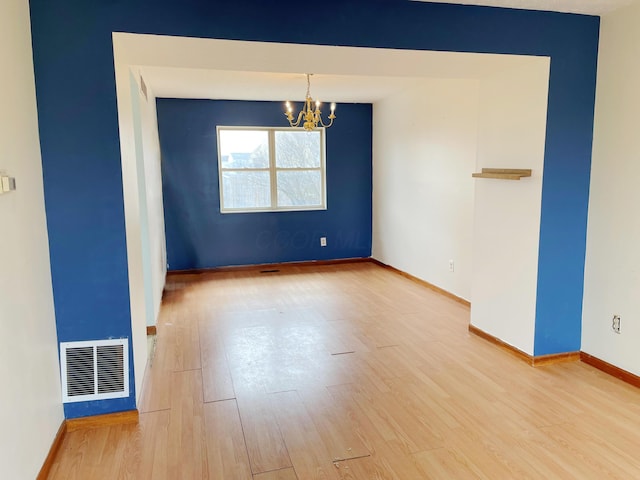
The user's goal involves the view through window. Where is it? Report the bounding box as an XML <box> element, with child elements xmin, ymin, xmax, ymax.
<box><xmin>217</xmin><ymin>127</ymin><xmax>326</xmax><ymax>212</ymax></box>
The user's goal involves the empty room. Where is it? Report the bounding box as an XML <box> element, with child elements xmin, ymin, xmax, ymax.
<box><xmin>3</xmin><ymin>0</ymin><xmax>640</xmax><ymax>478</ymax></box>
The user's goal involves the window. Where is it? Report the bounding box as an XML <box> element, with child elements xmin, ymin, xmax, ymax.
<box><xmin>217</xmin><ymin>127</ymin><xmax>326</xmax><ymax>213</ymax></box>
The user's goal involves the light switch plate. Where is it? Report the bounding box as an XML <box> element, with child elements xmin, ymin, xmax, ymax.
<box><xmin>1</xmin><ymin>176</ymin><xmax>16</xmax><ymax>192</ymax></box>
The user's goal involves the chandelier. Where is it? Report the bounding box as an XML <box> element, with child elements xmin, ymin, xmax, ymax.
<box><xmin>284</xmin><ymin>74</ymin><xmax>336</xmax><ymax>131</ymax></box>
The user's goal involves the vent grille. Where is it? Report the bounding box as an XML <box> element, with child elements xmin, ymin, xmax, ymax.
<box><xmin>66</xmin><ymin>347</ymin><xmax>94</xmax><ymax>397</ymax></box>
<box><xmin>60</xmin><ymin>339</ymin><xmax>129</xmax><ymax>403</ymax></box>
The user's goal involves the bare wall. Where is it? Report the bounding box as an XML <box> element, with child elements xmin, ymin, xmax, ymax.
<box><xmin>372</xmin><ymin>78</ymin><xmax>480</xmax><ymax>301</ymax></box>
<box><xmin>0</xmin><ymin>0</ymin><xmax>63</xmax><ymax>476</ymax></box>
<box><xmin>471</xmin><ymin>60</ymin><xmax>550</xmax><ymax>355</ymax></box>
<box><xmin>583</xmin><ymin>1</ymin><xmax>640</xmax><ymax>374</ymax></box>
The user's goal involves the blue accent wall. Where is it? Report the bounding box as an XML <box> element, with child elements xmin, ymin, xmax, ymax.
<box><xmin>157</xmin><ymin>99</ymin><xmax>373</xmax><ymax>270</ymax></box>
<box><xmin>28</xmin><ymin>0</ymin><xmax>599</xmax><ymax>416</ymax></box>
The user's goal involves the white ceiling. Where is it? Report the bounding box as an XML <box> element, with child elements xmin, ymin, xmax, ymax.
<box><xmin>135</xmin><ymin>41</ymin><xmax>541</xmax><ymax>103</ymax></box>
<box><xmin>412</xmin><ymin>0</ymin><xmax>634</xmax><ymax>15</ymax></box>
<box><xmin>140</xmin><ymin>68</ymin><xmax>427</xmax><ymax>103</ymax></box>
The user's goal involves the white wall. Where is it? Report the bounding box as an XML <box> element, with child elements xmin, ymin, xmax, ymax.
<box><xmin>582</xmin><ymin>2</ymin><xmax>640</xmax><ymax>374</ymax></box>
<box><xmin>470</xmin><ymin>60</ymin><xmax>550</xmax><ymax>355</ymax></box>
<box><xmin>114</xmin><ymin>62</ymin><xmax>167</xmax><ymax>399</ymax></box>
<box><xmin>139</xmin><ymin>84</ymin><xmax>167</xmax><ymax>324</ymax></box>
<box><xmin>372</xmin><ymin>79</ymin><xmax>480</xmax><ymax>300</ymax></box>
<box><xmin>0</xmin><ymin>0</ymin><xmax>64</xmax><ymax>477</ymax></box>
<box><xmin>131</xmin><ymin>75</ymin><xmax>166</xmax><ymax>326</ymax></box>
<box><xmin>113</xmin><ymin>62</ymin><xmax>167</xmax><ymax>402</ymax></box>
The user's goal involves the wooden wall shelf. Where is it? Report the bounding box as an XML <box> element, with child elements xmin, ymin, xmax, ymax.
<box><xmin>472</xmin><ymin>168</ymin><xmax>532</xmax><ymax>180</ymax></box>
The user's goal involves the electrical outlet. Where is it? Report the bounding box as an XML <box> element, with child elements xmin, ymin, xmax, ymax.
<box><xmin>612</xmin><ymin>315</ymin><xmax>621</xmax><ymax>334</ymax></box>
<box><xmin>449</xmin><ymin>260</ymin><xmax>455</xmax><ymax>272</ymax></box>
<box><xmin>320</xmin><ymin>237</ymin><xmax>327</xmax><ymax>247</ymax></box>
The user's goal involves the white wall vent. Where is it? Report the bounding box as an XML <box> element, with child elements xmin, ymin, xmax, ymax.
<box><xmin>60</xmin><ymin>338</ymin><xmax>129</xmax><ymax>403</ymax></box>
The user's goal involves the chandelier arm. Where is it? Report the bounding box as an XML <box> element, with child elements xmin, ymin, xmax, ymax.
<box><xmin>295</xmin><ymin>110</ymin><xmax>305</xmax><ymax>127</ymax></box>
<box><xmin>317</xmin><ymin>116</ymin><xmax>335</xmax><ymax>128</ymax></box>
<box><xmin>285</xmin><ymin>106</ymin><xmax>306</xmax><ymax>128</ymax></box>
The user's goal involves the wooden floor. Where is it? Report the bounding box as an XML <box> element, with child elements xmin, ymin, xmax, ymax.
<box><xmin>48</xmin><ymin>262</ymin><xmax>640</xmax><ymax>479</ymax></box>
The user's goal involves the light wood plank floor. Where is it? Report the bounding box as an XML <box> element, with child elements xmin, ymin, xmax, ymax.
<box><xmin>48</xmin><ymin>262</ymin><xmax>640</xmax><ymax>479</ymax></box>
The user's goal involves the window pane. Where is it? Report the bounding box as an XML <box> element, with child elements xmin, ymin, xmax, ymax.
<box><xmin>275</xmin><ymin>130</ymin><xmax>321</xmax><ymax>168</ymax></box>
<box><xmin>222</xmin><ymin>171</ymin><xmax>270</xmax><ymax>209</ymax></box>
<box><xmin>219</xmin><ymin>130</ymin><xmax>269</xmax><ymax>168</ymax></box>
<box><xmin>277</xmin><ymin>170</ymin><xmax>322</xmax><ymax>207</ymax></box>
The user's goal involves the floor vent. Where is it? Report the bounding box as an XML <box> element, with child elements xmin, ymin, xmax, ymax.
<box><xmin>60</xmin><ymin>339</ymin><xmax>129</xmax><ymax>403</ymax></box>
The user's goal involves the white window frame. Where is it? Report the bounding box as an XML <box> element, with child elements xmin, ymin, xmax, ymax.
<box><xmin>217</xmin><ymin>126</ymin><xmax>327</xmax><ymax>213</ymax></box>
